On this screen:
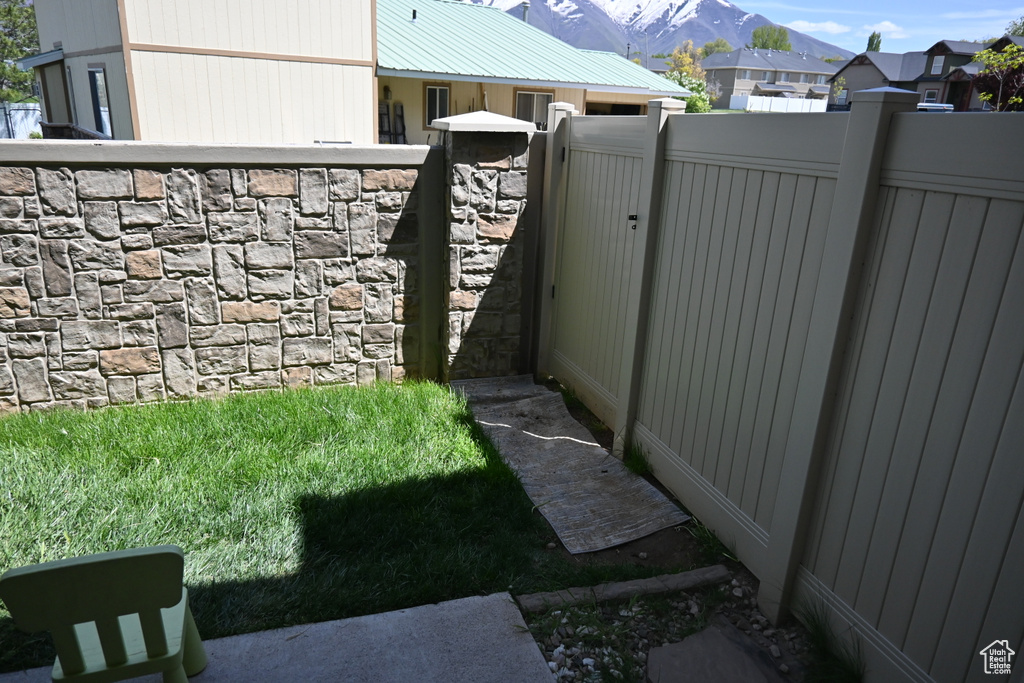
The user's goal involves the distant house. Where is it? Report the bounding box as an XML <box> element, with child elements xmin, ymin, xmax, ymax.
<box><xmin>376</xmin><ymin>0</ymin><xmax>689</xmax><ymax>144</ymax></box>
<box><xmin>917</xmin><ymin>40</ymin><xmax>990</xmax><ymax>109</ymax></box>
<box><xmin>829</xmin><ymin>51</ymin><xmax>927</xmax><ymax>107</ymax></box>
<box><xmin>830</xmin><ymin>36</ymin><xmax>1024</xmax><ymax>111</ymax></box>
<box><xmin>700</xmin><ymin>48</ymin><xmax>839</xmax><ymax>109</ymax></box>
<box><xmin>24</xmin><ymin>0</ymin><xmax>378</xmax><ymax>144</ymax></box>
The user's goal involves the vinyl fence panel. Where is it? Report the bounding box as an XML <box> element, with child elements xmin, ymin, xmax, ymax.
<box><xmin>538</xmin><ymin>98</ymin><xmax>1024</xmax><ymax>683</ymax></box>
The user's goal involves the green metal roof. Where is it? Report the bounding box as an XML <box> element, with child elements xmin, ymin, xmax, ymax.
<box><xmin>377</xmin><ymin>0</ymin><xmax>689</xmax><ymax>96</ymax></box>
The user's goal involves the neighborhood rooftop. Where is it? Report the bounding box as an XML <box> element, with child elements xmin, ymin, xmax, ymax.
<box><xmin>376</xmin><ymin>0</ymin><xmax>689</xmax><ymax>96</ymax></box>
<box><xmin>849</xmin><ymin>51</ymin><xmax>929</xmax><ymax>83</ymax></box>
<box><xmin>700</xmin><ymin>48</ymin><xmax>840</xmax><ymax>75</ymax></box>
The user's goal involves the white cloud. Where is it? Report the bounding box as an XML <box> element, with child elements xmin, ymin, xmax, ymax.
<box><xmin>785</xmin><ymin>20</ymin><xmax>851</xmax><ymax>34</ymax></box>
<box><xmin>863</xmin><ymin>21</ymin><xmax>909</xmax><ymax>39</ymax></box>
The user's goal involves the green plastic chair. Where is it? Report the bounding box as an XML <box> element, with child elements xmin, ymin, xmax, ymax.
<box><xmin>0</xmin><ymin>545</ymin><xmax>208</xmax><ymax>683</ymax></box>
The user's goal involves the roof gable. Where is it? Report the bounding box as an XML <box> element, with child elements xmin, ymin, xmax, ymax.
<box><xmin>835</xmin><ymin>51</ymin><xmax>926</xmax><ymax>82</ymax></box>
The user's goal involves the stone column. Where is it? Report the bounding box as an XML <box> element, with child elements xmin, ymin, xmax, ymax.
<box><xmin>435</xmin><ymin>113</ymin><xmax>535</xmax><ymax>381</ymax></box>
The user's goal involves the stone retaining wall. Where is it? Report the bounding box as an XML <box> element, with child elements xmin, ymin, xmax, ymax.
<box><xmin>0</xmin><ymin>161</ymin><xmax>426</xmax><ymax>411</ymax></box>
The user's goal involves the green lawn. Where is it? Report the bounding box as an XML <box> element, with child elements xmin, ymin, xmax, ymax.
<box><xmin>0</xmin><ymin>382</ymin><xmax>687</xmax><ymax>673</ymax></box>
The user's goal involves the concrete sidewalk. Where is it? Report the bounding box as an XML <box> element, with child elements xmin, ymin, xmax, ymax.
<box><xmin>0</xmin><ymin>593</ymin><xmax>553</xmax><ymax>683</ymax></box>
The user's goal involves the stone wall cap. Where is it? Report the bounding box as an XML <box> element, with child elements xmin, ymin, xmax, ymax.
<box><xmin>430</xmin><ymin>111</ymin><xmax>536</xmax><ymax>133</ymax></box>
<box><xmin>0</xmin><ymin>141</ymin><xmax>437</xmax><ymax>167</ymax></box>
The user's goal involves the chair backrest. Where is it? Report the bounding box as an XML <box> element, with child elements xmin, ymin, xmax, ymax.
<box><xmin>0</xmin><ymin>545</ymin><xmax>186</xmax><ymax>672</ymax></box>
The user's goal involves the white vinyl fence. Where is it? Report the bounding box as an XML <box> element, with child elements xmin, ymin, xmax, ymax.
<box><xmin>0</xmin><ymin>103</ymin><xmax>42</xmax><ymax>139</ymax></box>
<box><xmin>729</xmin><ymin>95</ymin><xmax>828</xmax><ymax>112</ymax></box>
<box><xmin>537</xmin><ymin>93</ymin><xmax>1024</xmax><ymax>683</ymax></box>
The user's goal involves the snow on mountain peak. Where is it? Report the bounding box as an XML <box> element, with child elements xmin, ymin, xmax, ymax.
<box><xmin>587</xmin><ymin>0</ymin><xmax>706</xmax><ymax>31</ymax></box>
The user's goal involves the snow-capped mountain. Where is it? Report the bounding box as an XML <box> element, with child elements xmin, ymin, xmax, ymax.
<box><xmin>465</xmin><ymin>0</ymin><xmax>854</xmax><ymax>61</ymax></box>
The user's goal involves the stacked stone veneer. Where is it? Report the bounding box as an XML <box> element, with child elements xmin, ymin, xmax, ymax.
<box><xmin>0</xmin><ymin>164</ymin><xmax>422</xmax><ymax>411</ymax></box>
<box><xmin>445</xmin><ymin>131</ymin><xmax>530</xmax><ymax>380</ymax></box>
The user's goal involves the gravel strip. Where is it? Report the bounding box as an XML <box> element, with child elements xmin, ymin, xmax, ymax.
<box><xmin>520</xmin><ymin>568</ymin><xmax>812</xmax><ymax>682</ymax></box>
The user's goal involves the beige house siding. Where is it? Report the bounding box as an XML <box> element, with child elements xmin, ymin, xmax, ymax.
<box><xmin>379</xmin><ymin>76</ymin><xmax>587</xmax><ymax>145</ymax></box>
<box><xmin>378</xmin><ymin>76</ymin><xmax>660</xmax><ymax>145</ymax></box>
<box><xmin>33</xmin><ymin>0</ymin><xmax>377</xmax><ymax>143</ymax></box>
<box><xmin>123</xmin><ymin>0</ymin><xmax>373</xmax><ymax>62</ymax></box>
<box><xmin>132</xmin><ymin>50</ymin><xmax>374</xmax><ymax>143</ymax></box>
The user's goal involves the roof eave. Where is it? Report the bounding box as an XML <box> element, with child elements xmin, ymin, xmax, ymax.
<box><xmin>377</xmin><ymin>67</ymin><xmax>688</xmax><ymax>96</ymax></box>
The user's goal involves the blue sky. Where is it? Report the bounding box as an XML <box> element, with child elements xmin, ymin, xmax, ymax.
<box><xmin>739</xmin><ymin>0</ymin><xmax>1023</xmax><ymax>54</ymax></box>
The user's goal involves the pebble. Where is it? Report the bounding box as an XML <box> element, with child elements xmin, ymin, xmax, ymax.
<box><xmin>546</xmin><ymin>542</ymin><xmax>558</xmax><ymax>549</ymax></box>
<box><xmin>770</xmin><ymin>644</ymin><xmax>782</xmax><ymax>658</ymax></box>
<box><xmin>732</xmin><ymin>587</ymin><xmax>744</xmax><ymax>597</ymax></box>
<box><xmin>638</xmin><ymin>552</ymin><xmax>648</xmax><ymax>559</ymax></box>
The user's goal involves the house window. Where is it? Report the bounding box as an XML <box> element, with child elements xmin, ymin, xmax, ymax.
<box><xmin>816</xmin><ymin>75</ymin><xmax>827</xmax><ymax>85</ymax></box>
<box><xmin>924</xmin><ymin>89</ymin><xmax>938</xmax><ymax>103</ymax></box>
<box><xmin>799</xmin><ymin>73</ymin><xmax>809</xmax><ymax>84</ymax></box>
<box><xmin>761</xmin><ymin>71</ymin><xmax>770</xmax><ymax>81</ymax></box>
<box><xmin>779</xmin><ymin>72</ymin><xmax>790</xmax><ymax>83</ymax></box>
<box><xmin>87</xmin><ymin>67</ymin><xmax>112</xmax><ymax>136</ymax></box>
<box><xmin>740</xmin><ymin>69</ymin><xmax>750</xmax><ymax>80</ymax></box>
<box><xmin>836</xmin><ymin>89</ymin><xmax>849</xmax><ymax>105</ymax></box>
<box><xmin>425</xmin><ymin>84</ymin><xmax>449</xmax><ymax>126</ymax></box>
<box><xmin>931</xmin><ymin>56</ymin><xmax>945</xmax><ymax>75</ymax></box>
<box><xmin>515</xmin><ymin>90</ymin><xmax>553</xmax><ymax>130</ymax></box>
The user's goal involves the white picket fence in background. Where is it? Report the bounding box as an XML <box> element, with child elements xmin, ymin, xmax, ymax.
<box><xmin>729</xmin><ymin>95</ymin><xmax>828</xmax><ymax>113</ymax></box>
<box><xmin>0</xmin><ymin>103</ymin><xmax>42</xmax><ymax>139</ymax></box>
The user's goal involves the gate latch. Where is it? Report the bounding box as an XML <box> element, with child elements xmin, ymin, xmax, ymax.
<box><xmin>628</xmin><ymin>214</ymin><xmax>638</xmax><ymax>230</ymax></box>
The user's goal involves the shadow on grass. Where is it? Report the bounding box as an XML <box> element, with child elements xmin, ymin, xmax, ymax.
<box><xmin>0</xmin><ymin>406</ymin><xmax>547</xmax><ymax>672</ymax></box>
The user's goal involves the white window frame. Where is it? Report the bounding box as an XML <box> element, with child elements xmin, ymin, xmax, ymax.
<box><xmin>425</xmin><ymin>84</ymin><xmax>449</xmax><ymax>127</ymax></box>
<box><xmin>740</xmin><ymin>69</ymin><xmax>750</xmax><ymax>80</ymax></box>
<box><xmin>779</xmin><ymin>72</ymin><xmax>790</xmax><ymax>83</ymax></box>
<box><xmin>816</xmin><ymin>75</ymin><xmax>827</xmax><ymax>85</ymax></box>
<box><xmin>515</xmin><ymin>90</ymin><xmax>553</xmax><ymax>130</ymax></box>
<box><xmin>837</xmin><ymin>89</ymin><xmax>849</xmax><ymax>105</ymax></box>
<box><xmin>761</xmin><ymin>71</ymin><xmax>771</xmax><ymax>81</ymax></box>
<box><xmin>931</xmin><ymin>56</ymin><xmax>945</xmax><ymax>75</ymax></box>
<box><xmin>799</xmin><ymin>73</ymin><xmax>809</xmax><ymax>84</ymax></box>
<box><xmin>923</xmin><ymin>89</ymin><xmax>939</xmax><ymax>103</ymax></box>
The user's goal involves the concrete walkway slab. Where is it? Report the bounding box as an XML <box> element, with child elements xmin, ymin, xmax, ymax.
<box><xmin>0</xmin><ymin>593</ymin><xmax>552</xmax><ymax>683</ymax></box>
<box><xmin>646</xmin><ymin>618</ymin><xmax>789</xmax><ymax>683</ymax></box>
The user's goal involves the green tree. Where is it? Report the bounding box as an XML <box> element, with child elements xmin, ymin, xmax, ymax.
<box><xmin>746</xmin><ymin>25</ymin><xmax>792</xmax><ymax>51</ymax></box>
<box><xmin>0</xmin><ymin>0</ymin><xmax>38</xmax><ymax>102</ymax></box>
<box><xmin>831</xmin><ymin>75</ymin><xmax>847</xmax><ymax>102</ymax></box>
<box><xmin>1006</xmin><ymin>15</ymin><xmax>1024</xmax><ymax>36</ymax></box>
<box><xmin>700</xmin><ymin>37</ymin><xmax>732</xmax><ymax>58</ymax></box>
<box><xmin>972</xmin><ymin>43</ymin><xmax>1024</xmax><ymax>111</ymax></box>
<box><xmin>666</xmin><ymin>40</ymin><xmax>706</xmax><ymax>80</ymax></box>
<box><xmin>663</xmin><ymin>71</ymin><xmax>713</xmax><ymax>112</ymax></box>
<box><xmin>866</xmin><ymin>31</ymin><xmax>882</xmax><ymax>52</ymax></box>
